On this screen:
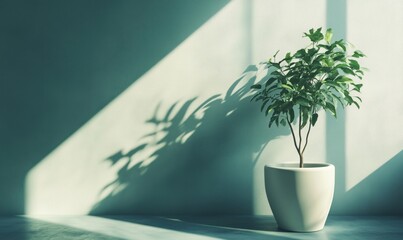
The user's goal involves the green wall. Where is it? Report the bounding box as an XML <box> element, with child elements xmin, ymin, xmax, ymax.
<box><xmin>1</xmin><ymin>0</ymin><xmax>402</xmax><ymax>216</ymax></box>
<box><xmin>0</xmin><ymin>0</ymin><xmax>228</xmax><ymax>215</ymax></box>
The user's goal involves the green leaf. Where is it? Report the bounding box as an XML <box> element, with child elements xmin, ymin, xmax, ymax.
<box><xmin>251</xmin><ymin>84</ymin><xmax>261</xmax><ymax>89</ymax></box>
<box><xmin>285</xmin><ymin>52</ymin><xmax>292</xmax><ymax>63</ymax></box>
<box><xmin>325</xmin><ymin>28</ymin><xmax>333</xmax><ymax>43</ymax></box>
<box><xmin>352</xmin><ymin>83</ymin><xmax>363</xmax><ymax>92</ymax></box>
<box><xmin>349</xmin><ymin>59</ymin><xmax>360</xmax><ymax>70</ymax></box>
<box><xmin>268</xmin><ymin>112</ymin><xmax>278</xmax><ymax>127</ymax></box>
<box><xmin>268</xmin><ymin>117</ymin><xmax>275</xmax><ymax>127</ymax></box>
<box><xmin>254</xmin><ymin>95</ymin><xmax>264</xmax><ymax>102</ymax></box>
<box><xmin>307</xmin><ymin>27</ymin><xmax>324</xmax><ymax>42</ymax></box>
<box><xmin>326</xmin><ymin>102</ymin><xmax>337</xmax><ymax>117</ymax></box>
<box><xmin>335</xmin><ymin>40</ymin><xmax>346</xmax><ymax>51</ymax></box>
<box><xmin>265</xmin><ymin>84</ymin><xmax>279</xmax><ymax>95</ymax></box>
<box><xmin>334</xmin><ymin>63</ymin><xmax>349</xmax><ymax>69</ymax></box>
<box><xmin>265</xmin><ymin>77</ymin><xmax>277</xmax><ymax>87</ymax></box>
<box><xmin>280</xmin><ymin>118</ymin><xmax>287</xmax><ymax>126</ymax></box>
<box><xmin>308</xmin><ymin>48</ymin><xmax>318</xmax><ymax>57</ymax></box>
<box><xmin>280</xmin><ymin>84</ymin><xmax>294</xmax><ymax>91</ymax></box>
<box><xmin>271</xmin><ymin>70</ymin><xmax>283</xmax><ymax>77</ymax></box>
<box><xmin>250</xmin><ymin>93</ymin><xmax>260</xmax><ymax>102</ymax></box>
<box><xmin>352</xmin><ymin>50</ymin><xmax>365</xmax><ymax>58</ymax></box>
<box><xmin>332</xmin><ymin>52</ymin><xmax>346</xmax><ymax>61</ymax></box>
<box><xmin>300</xmin><ymin>107</ymin><xmax>310</xmax><ymax>128</ymax></box>
<box><xmin>352</xmin><ymin>101</ymin><xmax>360</xmax><ymax>109</ymax></box>
<box><xmin>330</xmin><ymin>92</ymin><xmax>345</xmax><ymax>108</ymax></box>
<box><xmin>345</xmin><ymin>94</ymin><xmax>354</xmax><ymax>104</ymax></box>
<box><xmin>337</xmin><ymin>76</ymin><xmax>353</xmax><ymax>83</ymax></box>
<box><xmin>265</xmin><ymin>103</ymin><xmax>275</xmax><ymax>116</ymax></box>
<box><xmin>288</xmin><ymin>108</ymin><xmax>295</xmax><ymax>122</ymax></box>
<box><xmin>295</xmin><ymin>97</ymin><xmax>311</xmax><ymax>107</ymax></box>
<box><xmin>272</xmin><ymin>62</ymin><xmax>282</xmax><ymax>69</ymax></box>
<box><xmin>318</xmin><ymin>44</ymin><xmax>330</xmax><ymax>50</ymax></box>
<box><xmin>275</xmin><ymin>116</ymin><xmax>280</xmax><ymax>127</ymax></box>
<box><xmin>340</xmin><ymin>66</ymin><xmax>354</xmax><ymax>75</ymax></box>
<box><xmin>295</xmin><ymin>49</ymin><xmax>306</xmax><ymax>58</ymax></box>
<box><xmin>312</xmin><ymin>113</ymin><xmax>318</xmax><ymax>126</ymax></box>
<box><xmin>260</xmin><ymin>99</ymin><xmax>270</xmax><ymax>112</ymax></box>
<box><xmin>323</xmin><ymin>57</ymin><xmax>334</xmax><ymax>67</ymax></box>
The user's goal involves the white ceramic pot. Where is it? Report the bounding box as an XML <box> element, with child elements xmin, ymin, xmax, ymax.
<box><xmin>265</xmin><ymin>163</ymin><xmax>335</xmax><ymax>232</ymax></box>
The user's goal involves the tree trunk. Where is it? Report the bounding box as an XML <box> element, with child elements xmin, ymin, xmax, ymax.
<box><xmin>299</xmin><ymin>152</ymin><xmax>304</xmax><ymax>168</ymax></box>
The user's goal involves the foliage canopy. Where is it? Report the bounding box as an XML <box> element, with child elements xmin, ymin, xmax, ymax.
<box><xmin>250</xmin><ymin>28</ymin><xmax>365</xmax><ymax>167</ymax></box>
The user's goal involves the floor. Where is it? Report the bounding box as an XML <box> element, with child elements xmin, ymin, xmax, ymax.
<box><xmin>0</xmin><ymin>215</ymin><xmax>402</xmax><ymax>240</ymax></box>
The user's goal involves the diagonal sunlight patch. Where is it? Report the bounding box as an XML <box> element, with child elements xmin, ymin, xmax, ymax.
<box><xmin>25</xmin><ymin>0</ymin><xmax>252</xmax><ymax>215</ymax></box>
<box><xmin>344</xmin><ymin>0</ymin><xmax>403</xmax><ymax>191</ymax></box>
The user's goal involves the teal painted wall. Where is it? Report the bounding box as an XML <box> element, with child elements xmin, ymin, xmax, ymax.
<box><xmin>0</xmin><ymin>0</ymin><xmax>229</xmax><ymax>214</ymax></box>
<box><xmin>1</xmin><ymin>0</ymin><xmax>402</xmax><ymax>216</ymax></box>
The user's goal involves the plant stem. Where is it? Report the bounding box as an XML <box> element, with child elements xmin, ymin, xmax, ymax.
<box><xmin>298</xmin><ymin>108</ymin><xmax>303</xmax><ymax>168</ymax></box>
<box><xmin>298</xmin><ymin>108</ymin><xmax>302</xmax><ymax>150</ymax></box>
<box><xmin>286</xmin><ymin>115</ymin><xmax>299</xmax><ymax>155</ymax></box>
<box><xmin>302</xmin><ymin>108</ymin><xmax>314</xmax><ymax>154</ymax></box>
<box><xmin>299</xmin><ymin>152</ymin><xmax>303</xmax><ymax>168</ymax></box>
<box><xmin>302</xmin><ymin>119</ymin><xmax>312</xmax><ymax>154</ymax></box>
<box><xmin>287</xmin><ymin>112</ymin><xmax>304</xmax><ymax>168</ymax></box>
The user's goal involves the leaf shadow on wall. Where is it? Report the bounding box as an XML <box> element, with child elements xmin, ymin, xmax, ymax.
<box><xmin>0</xmin><ymin>0</ymin><xmax>229</xmax><ymax>214</ymax></box>
<box><xmin>90</xmin><ymin>65</ymin><xmax>288</xmax><ymax>216</ymax></box>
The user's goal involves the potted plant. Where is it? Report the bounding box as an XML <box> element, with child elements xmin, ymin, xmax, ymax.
<box><xmin>250</xmin><ymin>28</ymin><xmax>365</xmax><ymax>232</ymax></box>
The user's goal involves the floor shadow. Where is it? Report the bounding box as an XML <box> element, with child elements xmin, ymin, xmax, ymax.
<box><xmin>91</xmin><ymin>65</ymin><xmax>288</xmax><ymax>215</ymax></box>
<box><xmin>0</xmin><ymin>0</ymin><xmax>228</xmax><ymax>214</ymax></box>
<box><xmin>102</xmin><ymin>215</ymin><xmax>294</xmax><ymax>240</ymax></box>
<box><xmin>0</xmin><ymin>216</ymin><xmax>122</xmax><ymax>240</ymax></box>
<box><xmin>332</xmin><ymin>150</ymin><xmax>403</xmax><ymax>215</ymax></box>
<box><xmin>176</xmin><ymin>215</ymin><xmax>280</xmax><ymax>232</ymax></box>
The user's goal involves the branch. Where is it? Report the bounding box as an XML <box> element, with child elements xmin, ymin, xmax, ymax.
<box><xmin>302</xmin><ymin>119</ymin><xmax>312</xmax><ymax>154</ymax></box>
<box><xmin>298</xmin><ymin>108</ymin><xmax>302</xmax><ymax>151</ymax></box>
<box><xmin>302</xmin><ymin>109</ymin><xmax>314</xmax><ymax>154</ymax></box>
<box><xmin>287</xmin><ymin>114</ymin><xmax>300</xmax><ymax>154</ymax></box>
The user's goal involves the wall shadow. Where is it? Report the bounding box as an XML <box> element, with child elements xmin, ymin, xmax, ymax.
<box><xmin>326</xmin><ymin>0</ymin><xmax>347</xmax><ymax>212</ymax></box>
<box><xmin>332</xmin><ymin>150</ymin><xmax>403</xmax><ymax>215</ymax></box>
<box><xmin>0</xmin><ymin>0</ymin><xmax>228</xmax><ymax>214</ymax></box>
<box><xmin>91</xmin><ymin>66</ymin><xmax>288</xmax><ymax>216</ymax></box>
<box><xmin>326</xmin><ymin>0</ymin><xmax>403</xmax><ymax>216</ymax></box>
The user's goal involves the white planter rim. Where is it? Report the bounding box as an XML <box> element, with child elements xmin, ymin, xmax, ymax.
<box><xmin>266</xmin><ymin>162</ymin><xmax>334</xmax><ymax>171</ymax></box>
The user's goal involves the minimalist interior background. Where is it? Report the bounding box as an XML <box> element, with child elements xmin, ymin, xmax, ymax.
<box><xmin>0</xmin><ymin>0</ymin><xmax>402</xmax><ymax>216</ymax></box>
